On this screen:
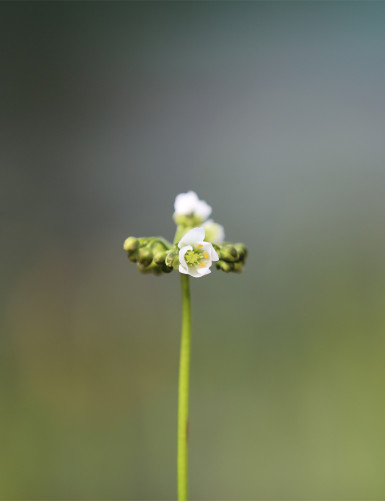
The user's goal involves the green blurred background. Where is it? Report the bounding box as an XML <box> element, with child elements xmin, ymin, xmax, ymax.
<box><xmin>1</xmin><ymin>2</ymin><xmax>385</xmax><ymax>499</ymax></box>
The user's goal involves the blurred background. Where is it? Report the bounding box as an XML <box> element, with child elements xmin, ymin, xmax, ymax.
<box><xmin>1</xmin><ymin>2</ymin><xmax>385</xmax><ymax>499</ymax></box>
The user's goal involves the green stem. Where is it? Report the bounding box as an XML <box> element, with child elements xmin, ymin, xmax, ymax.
<box><xmin>174</xmin><ymin>225</ymin><xmax>186</xmax><ymax>246</ymax></box>
<box><xmin>178</xmin><ymin>274</ymin><xmax>191</xmax><ymax>500</ymax></box>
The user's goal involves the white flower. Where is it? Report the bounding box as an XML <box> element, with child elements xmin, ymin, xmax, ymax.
<box><xmin>203</xmin><ymin>219</ymin><xmax>225</xmax><ymax>244</ymax></box>
<box><xmin>178</xmin><ymin>227</ymin><xmax>219</xmax><ymax>278</ymax></box>
<box><xmin>174</xmin><ymin>191</ymin><xmax>212</xmax><ymax>222</ymax></box>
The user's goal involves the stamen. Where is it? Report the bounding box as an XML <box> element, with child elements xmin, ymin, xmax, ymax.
<box><xmin>204</xmin><ymin>253</ymin><xmax>209</xmax><ymax>258</ymax></box>
<box><xmin>200</xmin><ymin>263</ymin><xmax>205</xmax><ymax>267</ymax></box>
<box><xmin>198</xmin><ymin>244</ymin><xmax>203</xmax><ymax>248</ymax></box>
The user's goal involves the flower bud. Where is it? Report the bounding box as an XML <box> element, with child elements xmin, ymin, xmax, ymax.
<box><xmin>150</xmin><ymin>243</ymin><xmax>166</xmax><ymax>255</ymax></box>
<box><xmin>161</xmin><ymin>263</ymin><xmax>173</xmax><ymax>273</ymax></box>
<box><xmin>123</xmin><ymin>237</ymin><xmax>139</xmax><ymax>253</ymax></box>
<box><xmin>138</xmin><ymin>237</ymin><xmax>153</xmax><ymax>249</ymax></box>
<box><xmin>153</xmin><ymin>251</ymin><xmax>167</xmax><ymax>265</ymax></box>
<box><xmin>233</xmin><ymin>262</ymin><xmax>243</xmax><ymax>273</ymax></box>
<box><xmin>165</xmin><ymin>251</ymin><xmax>177</xmax><ymax>268</ymax></box>
<box><xmin>234</xmin><ymin>243</ymin><xmax>248</xmax><ymax>262</ymax></box>
<box><xmin>216</xmin><ymin>260</ymin><xmax>234</xmax><ymax>273</ymax></box>
<box><xmin>136</xmin><ymin>261</ymin><xmax>151</xmax><ymax>273</ymax></box>
<box><xmin>128</xmin><ymin>250</ymin><xmax>138</xmax><ymax>263</ymax></box>
<box><xmin>219</xmin><ymin>245</ymin><xmax>239</xmax><ymax>263</ymax></box>
<box><xmin>203</xmin><ymin>220</ymin><xmax>225</xmax><ymax>244</ymax></box>
<box><xmin>137</xmin><ymin>247</ymin><xmax>153</xmax><ymax>267</ymax></box>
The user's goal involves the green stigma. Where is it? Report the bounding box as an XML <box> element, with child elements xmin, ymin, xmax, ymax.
<box><xmin>184</xmin><ymin>250</ymin><xmax>202</xmax><ymax>265</ymax></box>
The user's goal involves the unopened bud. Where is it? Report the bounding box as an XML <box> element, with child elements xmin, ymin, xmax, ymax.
<box><xmin>123</xmin><ymin>237</ymin><xmax>139</xmax><ymax>253</ymax></box>
<box><xmin>137</xmin><ymin>261</ymin><xmax>151</xmax><ymax>273</ymax></box>
<box><xmin>138</xmin><ymin>238</ymin><xmax>150</xmax><ymax>248</ymax></box>
<box><xmin>216</xmin><ymin>260</ymin><xmax>234</xmax><ymax>273</ymax></box>
<box><xmin>219</xmin><ymin>245</ymin><xmax>239</xmax><ymax>263</ymax></box>
<box><xmin>233</xmin><ymin>262</ymin><xmax>243</xmax><ymax>273</ymax></box>
<box><xmin>137</xmin><ymin>247</ymin><xmax>153</xmax><ymax>267</ymax></box>
<box><xmin>150</xmin><ymin>243</ymin><xmax>166</xmax><ymax>256</ymax></box>
<box><xmin>128</xmin><ymin>250</ymin><xmax>138</xmax><ymax>263</ymax></box>
<box><xmin>234</xmin><ymin>243</ymin><xmax>247</xmax><ymax>262</ymax></box>
<box><xmin>161</xmin><ymin>263</ymin><xmax>173</xmax><ymax>273</ymax></box>
<box><xmin>165</xmin><ymin>251</ymin><xmax>177</xmax><ymax>268</ymax></box>
<box><xmin>153</xmin><ymin>251</ymin><xmax>167</xmax><ymax>265</ymax></box>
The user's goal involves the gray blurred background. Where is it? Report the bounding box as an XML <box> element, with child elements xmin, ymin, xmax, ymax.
<box><xmin>1</xmin><ymin>2</ymin><xmax>385</xmax><ymax>499</ymax></box>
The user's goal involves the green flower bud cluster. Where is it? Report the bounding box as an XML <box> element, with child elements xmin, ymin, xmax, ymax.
<box><xmin>214</xmin><ymin>243</ymin><xmax>248</xmax><ymax>273</ymax></box>
<box><xmin>123</xmin><ymin>236</ymin><xmax>174</xmax><ymax>275</ymax></box>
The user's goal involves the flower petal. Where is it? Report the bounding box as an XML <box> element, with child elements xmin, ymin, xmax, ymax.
<box><xmin>210</xmin><ymin>247</ymin><xmax>219</xmax><ymax>261</ymax></box>
<box><xmin>197</xmin><ymin>267</ymin><xmax>211</xmax><ymax>276</ymax></box>
<box><xmin>186</xmin><ymin>265</ymin><xmax>202</xmax><ymax>278</ymax></box>
<box><xmin>195</xmin><ymin>200</ymin><xmax>212</xmax><ymax>220</ymax></box>
<box><xmin>178</xmin><ymin>227</ymin><xmax>205</xmax><ymax>248</ymax></box>
<box><xmin>179</xmin><ymin>264</ymin><xmax>190</xmax><ymax>275</ymax></box>
<box><xmin>179</xmin><ymin>245</ymin><xmax>193</xmax><ymax>265</ymax></box>
<box><xmin>174</xmin><ymin>191</ymin><xmax>199</xmax><ymax>215</ymax></box>
<box><xmin>201</xmin><ymin>242</ymin><xmax>219</xmax><ymax>262</ymax></box>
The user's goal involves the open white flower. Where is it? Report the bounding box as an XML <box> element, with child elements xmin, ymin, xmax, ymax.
<box><xmin>178</xmin><ymin>227</ymin><xmax>219</xmax><ymax>278</ymax></box>
<box><xmin>203</xmin><ymin>219</ymin><xmax>225</xmax><ymax>244</ymax></box>
<box><xmin>174</xmin><ymin>191</ymin><xmax>212</xmax><ymax>223</ymax></box>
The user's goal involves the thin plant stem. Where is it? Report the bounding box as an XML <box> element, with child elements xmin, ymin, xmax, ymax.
<box><xmin>178</xmin><ymin>273</ymin><xmax>191</xmax><ymax>500</ymax></box>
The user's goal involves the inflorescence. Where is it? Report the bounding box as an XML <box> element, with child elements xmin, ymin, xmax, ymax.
<box><xmin>123</xmin><ymin>191</ymin><xmax>247</xmax><ymax>278</ymax></box>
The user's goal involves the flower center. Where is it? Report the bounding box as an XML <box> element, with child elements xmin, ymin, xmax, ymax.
<box><xmin>185</xmin><ymin>249</ymin><xmax>202</xmax><ymax>265</ymax></box>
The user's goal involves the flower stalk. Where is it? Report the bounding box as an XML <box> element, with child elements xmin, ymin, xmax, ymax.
<box><xmin>178</xmin><ymin>273</ymin><xmax>191</xmax><ymax>500</ymax></box>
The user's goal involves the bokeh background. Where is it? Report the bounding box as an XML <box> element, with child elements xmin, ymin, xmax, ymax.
<box><xmin>1</xmin><ymin>2</ymin><xmax>385</xmax><ymax>499</ymax></box>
